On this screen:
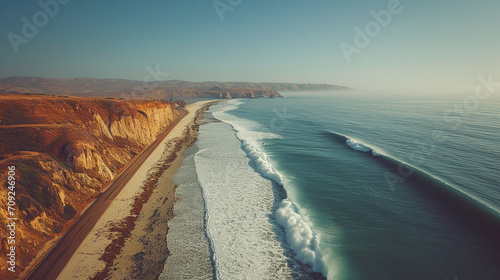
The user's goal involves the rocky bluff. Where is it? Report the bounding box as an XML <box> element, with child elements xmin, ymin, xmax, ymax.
<box><xmin>0</xmin><ymin>94</ymin><xmax>184</xmax><ymax>276</ymax></box>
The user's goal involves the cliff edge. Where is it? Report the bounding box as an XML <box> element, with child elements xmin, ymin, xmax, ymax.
<box><xmin>0</xmin><ymin>94</ymin><xmax>184</xmax><ymax>277</ymax></box>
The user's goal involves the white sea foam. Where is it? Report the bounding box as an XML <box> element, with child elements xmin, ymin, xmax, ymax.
<box><xmin>329</xmin><ymin>130</ymin><xmax>383</xmax><ymax>157</ymax></box>
<box><xmin>346</xmin><ymin>137</ymin><xmax>383</xmax><ymax>156</ymax></box>
<box><xmin>276</xmin><ymin>199</ymin><xmax>328</xmax><ymax>276</ymax></box>
<box><xmin>194</xmin><ymin>120</ymin><xmax>292</xmax><ymax>279</ymax></box>
<box><xmin>345</xmin><ymin>138</ymin><xmax>371</xmax><ymax>152</ymax></box>
<box><xmin>212</xmin><ymin>101</ymin><xmax>331</xmax><ymax>278</ymax></box>
<box><xmin>227</xmin><ymin>99</ymin><xmax>244</xmax><ymax>106</ymax></box>
<box><xmin>159</xmin><ymin>153</ymin><xmax>213</xmax><ymax>279</ymax></box>
<box><xmin>212</xmin><ymin>102</ymin><xmax>283</xmax><ymax>181</ymax></box>
<box><xmin>330</xmin><ymin>130</ymin><xmax>500</xmax><ymax>216</ymax></box>
<box><xmin>212</xmin><ymin>102</ymin><xmax>284</xmax><ymax>184</ymax></box>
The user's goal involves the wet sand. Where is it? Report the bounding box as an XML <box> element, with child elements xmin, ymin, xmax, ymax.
<box><xmin>158</xmin><ymin>145</ymin><xmax>214</xmax><ymax>280</ymax></box>
<box><xmin>57</xmin><ymin>100</ymin><xmax>218</xmax><ymax>280</ymax></box>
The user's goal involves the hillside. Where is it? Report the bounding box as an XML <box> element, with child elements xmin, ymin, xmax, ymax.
<box><xmin>159</xmin><ymin>80</ymin><xmax>352</xmax><ymax>91</ymax></box>
<box><xmin>0</xmin><ymin>77</ymin><xmax>351</xmax><ymax>99</ymax></box>
<box><xmin>0</xmin><ymin>94</ymin><xmax>184</xmax><ymax>277</ymax></box>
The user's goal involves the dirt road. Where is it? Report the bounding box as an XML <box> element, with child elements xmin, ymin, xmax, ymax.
<box><xmin>24</xmin><ymin>110</ymin><xmax>187</xmax><ymax>280</ymax></box>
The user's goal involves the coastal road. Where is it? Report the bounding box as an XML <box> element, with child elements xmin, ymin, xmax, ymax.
<box><xmin>24</xmin><ymin>110</ymin><xmax>187</xmax><ymax>280</ymax></box>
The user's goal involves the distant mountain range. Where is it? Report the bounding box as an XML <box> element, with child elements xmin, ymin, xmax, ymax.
<box><xmin>0</xmin><ymin>76</ymin><xmax>351</xmax><ymax>99</ymax></box>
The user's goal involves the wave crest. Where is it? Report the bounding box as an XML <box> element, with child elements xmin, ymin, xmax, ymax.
<box><xmin>276</xmin><ymin>199</ymin><xmax>327</xmax><ymax>275</ymax></box>
<box><xmin>213</xmin><ymin>101</ymin><xmax>330</xmax><ymax>278</ymax></box>
<box><xmin>325</xmin><ymin>130</ymin><xmax>500</xmax><ymax>219</ymax></box>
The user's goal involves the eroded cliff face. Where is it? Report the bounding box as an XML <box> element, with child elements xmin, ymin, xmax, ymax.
<box><xmin>0</xmin><ymin>95</ymin><xmax>183</xmax><ymax>276</ymax></box>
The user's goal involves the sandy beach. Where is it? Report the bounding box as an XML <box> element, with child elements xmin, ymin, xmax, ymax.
<box><xmin>57</xmin><ymin>100</ymin><xmax>218</xmax><ymax>280</ymax></box>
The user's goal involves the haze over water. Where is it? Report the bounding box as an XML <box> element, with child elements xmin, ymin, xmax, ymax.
<box><xmin>2</xmin><ymin>1</ymin><xmax>500</xmax><ymax>96</ymax></box>
<box><xmin>187</xmin><ymin>93</ymin><xmax>500</xmax><ymax>279</ymax></box>
<box><xmin>2</xmin><ymin>1</ymin><xmax>500</xmax><ymax>279</ymax></box>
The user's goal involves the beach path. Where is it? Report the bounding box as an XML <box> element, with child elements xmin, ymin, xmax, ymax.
<box><xmin>23</xmin><ymin>101</ymin><xmax>213</xmax><ymax>280</ymax></box>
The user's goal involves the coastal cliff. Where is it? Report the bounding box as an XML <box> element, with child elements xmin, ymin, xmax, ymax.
<box><xmin>0</xmin><ymin>95</ymin><xmax>183</xmax><ymax>277</ymax></box>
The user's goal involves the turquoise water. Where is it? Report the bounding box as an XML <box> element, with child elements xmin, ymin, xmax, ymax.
<box><xmin>194</xmin><ymin>93</ymin><xmax>500</xmax><ymax>279</ymax></box>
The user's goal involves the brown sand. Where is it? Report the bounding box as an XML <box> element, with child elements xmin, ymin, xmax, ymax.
<box><xmin>57</xmin><ymin>100</ymin><xmax>219</xmax><ymax>280</ymax></box>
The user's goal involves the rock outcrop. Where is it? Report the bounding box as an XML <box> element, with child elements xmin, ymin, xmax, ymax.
<box><xmin>0</xmin><ymin>94</ymin><xmax>184</xmax><ymax>277</ymax></box>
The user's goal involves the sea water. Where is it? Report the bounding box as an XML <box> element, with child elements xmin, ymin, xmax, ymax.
<box><xmin>194</xmin><ymin>104</ymin><xmax>294</xmax><ymax>279</ymax></box>
<box><xmin>170</xmin><ymin>93</ymin><xmax>500</xmax><ymax>280</ymax></box>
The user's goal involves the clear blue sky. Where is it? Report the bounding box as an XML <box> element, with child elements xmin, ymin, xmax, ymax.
<box><xmin>1</xmin><ymin>0</ymin><xmax>499</xmax><ymax>94</ymax></box>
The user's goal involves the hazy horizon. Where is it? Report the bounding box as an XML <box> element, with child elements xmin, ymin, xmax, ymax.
<box><xmin>2</xmin><ymin>0</ymin><xmax>499</xmax><ymax>95</ymax></box>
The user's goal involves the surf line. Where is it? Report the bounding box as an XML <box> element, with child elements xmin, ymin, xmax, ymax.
<box><xmin>385</xmin><ymin>74</ymin><xmax>499</xmax><ymax>191</ymax></box>
<box><xmin>212</xmin><ymin>101</ymin><xmax>330</xmax><ymax>278</ymax></box>
<box><xmin>327</xmin><ymin>129</ymin><xmax>500</xmax><ymax>221</ymax></box>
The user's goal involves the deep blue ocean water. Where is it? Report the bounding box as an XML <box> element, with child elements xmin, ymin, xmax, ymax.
<box><xmin>193</xmin><ymin>92</ymin><xmax>500</xmax><ymax>280</ymax></box>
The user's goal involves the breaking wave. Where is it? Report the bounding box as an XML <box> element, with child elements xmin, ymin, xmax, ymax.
<box><xmin>324</xmin><ymin>130</ymin><xmax>500</xmax><ymax>228</ymax></box>
<box><xmin>213</xmin><ymin>100</ymin><xmax>331</xmax><ymax>278</ymax></box>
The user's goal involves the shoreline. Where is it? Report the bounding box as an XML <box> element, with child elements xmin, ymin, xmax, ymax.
<box><xmin>108</xmin><ymin>100</ymin><xmax>219</xmax><ymax>279</ymax></box>
<box><xmin>57</xmin><ymin>100</ymin><xmax>219</xmax><ymax>280</ymax></box>
<box><xmin>159</xmin><ymin>142</ymin><xmax>214</xmax><ymax>279</ymax></box>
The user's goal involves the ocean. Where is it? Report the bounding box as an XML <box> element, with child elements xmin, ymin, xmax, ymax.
<box><xmin>164</xmin><ymin>92</ymin><xmax>500</xmax><ymax>280</ymax></box>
